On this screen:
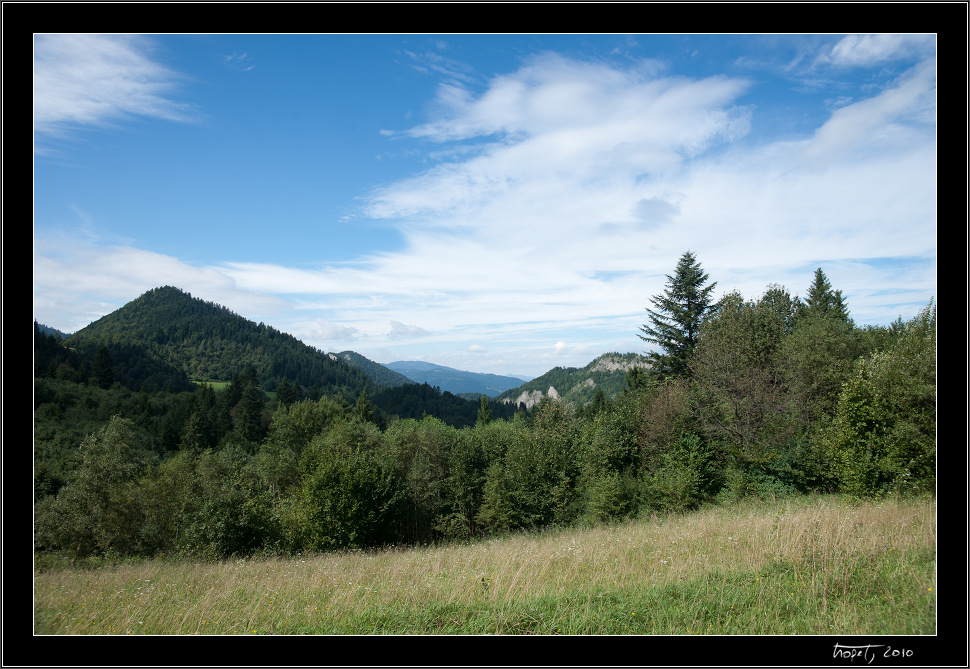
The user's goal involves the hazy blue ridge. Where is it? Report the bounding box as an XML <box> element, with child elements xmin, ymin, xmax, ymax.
<box><xmin>384</xmin><ymin>361</ymin><xmax>526</xmax><ymax>397</ymax></box>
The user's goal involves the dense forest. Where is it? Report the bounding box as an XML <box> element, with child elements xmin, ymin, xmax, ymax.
<box><xmin>33</xmin><ymin>258</ymin><xmax>936</xmax><ymax>562</ymax></box>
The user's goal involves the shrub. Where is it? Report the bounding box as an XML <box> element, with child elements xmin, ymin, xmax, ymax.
<box><xmin>639</xmin><ymin>432</ymin><xmax>719</xmax><ymax>512</ymax></box>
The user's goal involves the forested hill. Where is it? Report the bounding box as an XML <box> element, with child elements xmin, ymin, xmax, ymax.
<box><xmin>496</xmin><ymin>352</ymin><xmax>651</xmax><ymax>408</ymax></box>
<box><xmin>65</xmin><ymin>286</ymin><xmax>376</xmax><ymax>397</ymax></box>
<box><xmin>36</xmin><ymin>323</ymin><xmax>70</xmax><ymax>338</ymax></box>
<box><xmin>337</xmin><ymin>351</ymin><xmax>412</xmax><ymax>388</ymax></box>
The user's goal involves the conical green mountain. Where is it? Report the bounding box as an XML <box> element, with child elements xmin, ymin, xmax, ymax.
<box><xmin>57</xmin><ymin>286</ymin><xmax>644</xmax><ymax>425</ymax></box>
<box><xmin>66</xmin><ymin>286</ymin><xmax>375</xmax><ymax>397</ymax></box>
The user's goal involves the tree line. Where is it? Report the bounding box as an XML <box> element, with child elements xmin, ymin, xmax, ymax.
<box><xmin>33</xmin><ymin>253</ymin><xmax>936</xmax><ymax>561</ymax></box>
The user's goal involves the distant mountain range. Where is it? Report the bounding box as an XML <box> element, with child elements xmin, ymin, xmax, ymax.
<box><xmin>36</xmin><ymin>286</ymin><xmax>649</xmax><ymax>422</ymax></box>
<box><xmin>37</xmin><ymin>286</ymin><xmax>520</xmax><ymax>428</ymax></box>
<box><xmin>382</xmin><ymin>360</ymin><xmax>526</xmax><ymax>398</ymax></box>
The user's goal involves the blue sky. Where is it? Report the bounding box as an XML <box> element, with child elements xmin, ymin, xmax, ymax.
<box><xmin>33</xmin><ymin>34</ymin><xmax>937</xmax><ymax>378</ymax></box>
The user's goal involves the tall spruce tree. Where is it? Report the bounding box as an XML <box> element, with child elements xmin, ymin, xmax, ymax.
<box><xmin>798</xmin><ymin>268</ymin><xmax>851</xmax><ymax>323</ymax></box>
<box><xmin>476</xmin><ymin>395</ymin><xmax>493</xmax><ymax>426</ymax></box>
<box><xmin>92</xmin><ymin>345</ymin><xmax>115</xmax><ymax>389</ymax></box>
<box><xmin>355</xmin><ymin>389</ymin><xmax>375</xmax><ymax>424</ymax></box>
<box><xmin>638</xmin><ymin>250</ymin><xmax>717</xmax><ymax>378</ymax></box>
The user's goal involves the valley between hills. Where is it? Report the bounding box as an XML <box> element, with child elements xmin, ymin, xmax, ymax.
<box><xmin>38</xmin><ymin>285</ymin><xmax>651</xmax><ymax>423</ymax></box>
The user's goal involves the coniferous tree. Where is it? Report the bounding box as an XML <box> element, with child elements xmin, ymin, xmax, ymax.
<box><xmin>92</xmin><ymin>345</ymin><xmax>115</xmax><ymax>389</ymax></box>
<box><xmin>355</xmin><ymin>389</ymin><xmax>374</xmax><ymax>424</ymax></box>
<box><xmin>476</xmin><ymin>395</ymin><xmax>493</xmax><ymax>426</ymax></box>
<box><xmin>623</xmin><ymin>365</ymin><xmax>652</xmax><ymax>394</ymax></box>
<box><xmin>589</xmin><ymin>387</ymin><xmax>609</xmax><ymax>416</ymax></box>
<box><xmin>237</xmin><ymin>378</ymin><xmax>268</xmax><ymax>446</ymax></box>
<box><xmin>798</xmin><ymin>268</ymin><xmax>851</xmax><ymax>323</ymax></box>
<box><xmin>275</xmin><ymin>377</ymin><xmax>298</xmax><ymax>407</ymax></box>
<box><xmin>638</xmin><ymin>251</ymin><xmax>718</xmax><ymax>378</ymax></box>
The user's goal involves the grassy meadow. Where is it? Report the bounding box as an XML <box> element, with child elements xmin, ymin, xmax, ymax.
<box><xmin>33</xmin><ymin>494</ymin><xmax>935</xmax><ymax>636</ymax></box>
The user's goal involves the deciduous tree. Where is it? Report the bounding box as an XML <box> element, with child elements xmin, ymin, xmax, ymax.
<box><xmin>690</xmin><ymin>289</ymin><xmax>800</xmax><ymax>483</ymax></box>
<box><xmin>34</xmin><ymin>415</ymin><xmax>148</xmax><ymax>556</ymax></box>
<box><xmin>824</xmin><ymin>300</ymin><xmax>936</xmax><ymax>496</ymax></box>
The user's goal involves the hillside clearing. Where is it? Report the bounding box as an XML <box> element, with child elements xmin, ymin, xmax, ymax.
<box><xmin>34</xmin><ymin>494</ymin><xmax>935</xmax><ymax>637</ymax></box>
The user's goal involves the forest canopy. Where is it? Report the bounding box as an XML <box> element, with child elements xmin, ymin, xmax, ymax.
<box><xmin>33</xmin><ymin>263</ymin><xmax>936</xmax><ymax>561</ymax></box>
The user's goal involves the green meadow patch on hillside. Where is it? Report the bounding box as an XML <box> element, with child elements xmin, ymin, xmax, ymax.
<box><xmin>192</xmin><ymin>379</ymin><xmax>231</xmax><ymax>391</ymax></box>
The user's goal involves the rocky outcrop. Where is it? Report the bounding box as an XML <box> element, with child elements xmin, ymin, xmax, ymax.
<box><xmin>499</xmin><ymin>352</ymin><xmax>652</xmax><ymax>409</ymax></box>
<box><xmin>507</xmin><ymin>385</ymin><xmax>560</xmax><ymax>409</ymax></box>
<box><xmin>508</xmin><ymin>389</ymin><xmax>543</xmax><ymax>409</ymax></box>
<box><xmin>590</xmin><ymin>354</ymin><xmax>650</xmax><ymax>374</ymax></box>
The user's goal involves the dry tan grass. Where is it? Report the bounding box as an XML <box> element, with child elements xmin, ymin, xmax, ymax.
<box><xmin>34</xmin><ymin>494</ymin><xmax>935</xmax><ymax>635</ymax></box>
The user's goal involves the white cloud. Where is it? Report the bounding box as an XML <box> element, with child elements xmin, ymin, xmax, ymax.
<box><xmin>388</xmin><ymin>321</ymin><xmax>431</xmax><ymax>339</ymax></box>
<box><xmin>366</xmin><ymin>54</ymin><xmax>752</xmax><ymax>221</ymax></box>
<box><xmin>33</xmin><ymin>34</ymin><xmax>191</xmax><ymax>151</ymax></box>
<box><xmin>308</xmin><ymin>321</ymin><xmax>360</xmax><ymax>342</ymax></box>
<box><xmin>822</xmin><ymin>34</ymin><xmax>935</xmax><ymax>68</ymax></box>
<box><xmin>32</xmin><ymin>239</ymin><xmax>288</xmax><ymax>334</ymax></box>
<box><xmin>799</xmin><ymin>59</ymin><xmax>936</xmax><ymax>166</ymax></box>
<box><xmin>33</xmin><ymin>42</ymin><xmax>936</xmax><ymax>377</ymax></box>
<box><xmin>360</xmin><ymin>53</ymin><xmax>929</xmax><ymax>357</ymax></box>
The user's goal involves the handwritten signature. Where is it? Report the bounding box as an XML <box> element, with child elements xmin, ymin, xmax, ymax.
<box><xmin>833</xmin><ymin>644</ymin><xmax>915</xmax><ymax>664</ymax></box>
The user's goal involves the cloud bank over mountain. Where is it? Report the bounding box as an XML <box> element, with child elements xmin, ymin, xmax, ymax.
<box><xmin>34</xmin><ymin>34</ymin><xmax>936</xmax><ymax>377</ymax></box>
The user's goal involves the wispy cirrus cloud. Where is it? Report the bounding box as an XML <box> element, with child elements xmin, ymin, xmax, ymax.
<box><xmin>365</xmin><ymin>53</ymin><xmax>752</xmax><ymax>231</ymax></box>
<box><xmin>820</xmin><ymin>34</ymin><xmax>936</xmax><ymax>68</ymax></box>
<box><xmin>33</xmin><ymin>34</ymin><xmax>193</xmax><ymax>152</ymax></box>
<box><xmin>799</xmin><ymin>57</ymin><xmax>936</xmax><ymax>166</ymax></box>
<box><xmin>402</xmin><ymin>46</ymin><xmax>478</xmax><ymax>84</ymax></box>
<box><xmin>223</xmin><ymin>52</ymin><xmax>256</xmax><ymax>71</ymax></box>
<box><xmin>33</xmin><ymin>37</ymin><xmax>936</xmax><ymax>377</ymax></box>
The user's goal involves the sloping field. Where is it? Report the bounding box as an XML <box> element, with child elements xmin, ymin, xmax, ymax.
<box><xmin>34</xmin><ymin>495</ymin><xmax>935</xmax><ymax>637</ymax></box>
